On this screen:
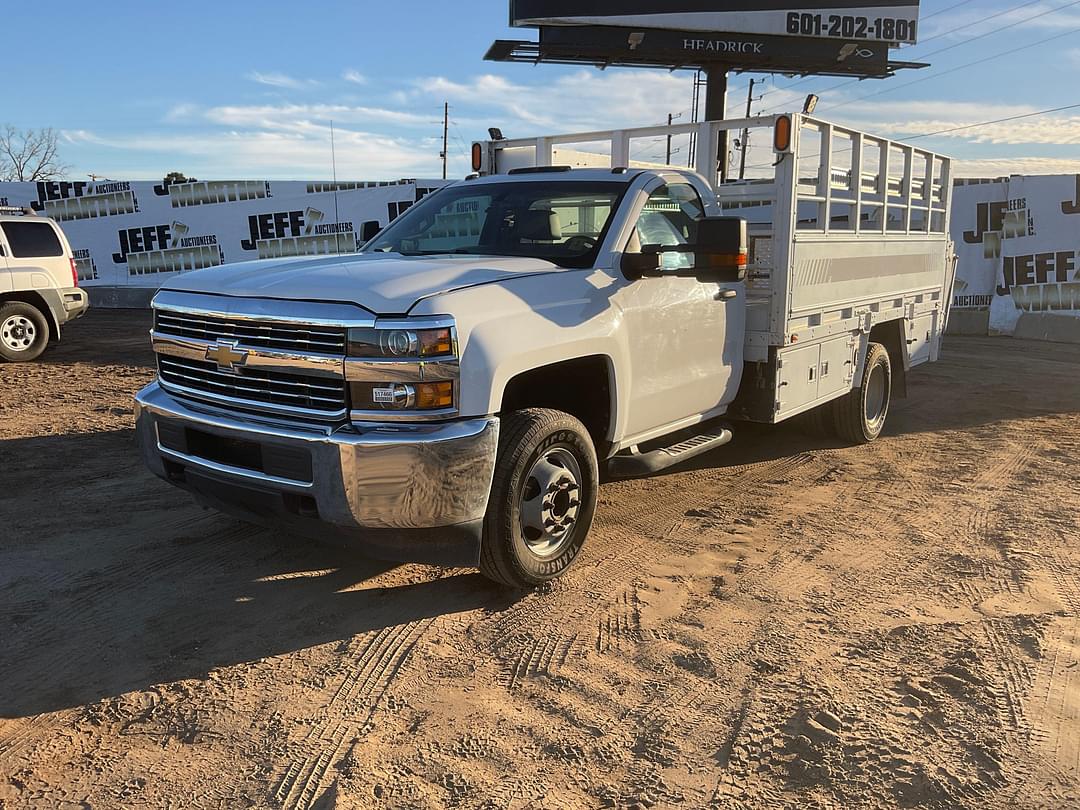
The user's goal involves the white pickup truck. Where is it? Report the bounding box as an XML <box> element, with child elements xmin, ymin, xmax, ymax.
<box><xmin>135</xmin><ymin>113</ymin><xmax>955</xmax><ymax>588</ymax></box>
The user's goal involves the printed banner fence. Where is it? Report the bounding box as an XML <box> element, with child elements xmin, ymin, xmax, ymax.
<box><xmin>951</xmin><ymin>174</ymin><xmax>1080</xmax><ymax>335</ymax></box>
<box><xmin>3</xmin><ymin>173</ymin><xmax>1078</xmax><ymax>338</ymax></box>
<box><xmin>0</xmin><ymin>178</ymin><xmax>446</xmax><ymax>288</ymax></box>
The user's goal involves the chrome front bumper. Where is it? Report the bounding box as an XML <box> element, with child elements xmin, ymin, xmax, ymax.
<box><xmin>134</xmin><ymin>381</ymin><xmax>499</xmax><ymax>565</ymax></box>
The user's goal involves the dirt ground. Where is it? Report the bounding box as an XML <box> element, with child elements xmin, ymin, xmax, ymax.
<box><xmin>1</xmin><ymin>310</ymin><xmax>1078</xmax><ymax>810</ymax></box>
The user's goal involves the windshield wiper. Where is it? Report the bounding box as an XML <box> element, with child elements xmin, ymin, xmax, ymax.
<box><xmin>396</xmin><ymin>249</ymin><xmax>479</xmax><ymax>256</ymax></box>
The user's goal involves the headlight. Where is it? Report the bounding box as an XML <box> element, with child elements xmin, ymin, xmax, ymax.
<box><xmin>350</xmin><ymin>381</ymin><xmax>454</xmax><ymax>411</ymax></box>
<box><xmin>346</xmin><ymin>318</ymin><xmax>458</xmax><ymax>419</ymax></box>
<box><xmin>347</xmin><ymin>326</ymin><xmax>454</xmax><ymax>359</ymax></box>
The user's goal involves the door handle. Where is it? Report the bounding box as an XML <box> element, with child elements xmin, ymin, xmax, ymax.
<box><xmin>716</xmin><ymin>289</ymin><xmax>738</xmax><ymax>300</ymax></box>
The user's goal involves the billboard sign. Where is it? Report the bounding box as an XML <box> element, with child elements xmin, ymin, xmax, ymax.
<box><xmin>510</xmin><ymin>1</ymin><xmax>921</xmax><ymax>45</ymax></box>
<box><xmin>530</xmin><ymin>24</ymin><xmax>893</xmax><ymax>75</ymax></box>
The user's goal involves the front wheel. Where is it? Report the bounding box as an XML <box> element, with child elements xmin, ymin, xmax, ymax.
<box><xmin>833</xmin><ymin>342</ymin><xmax>892</xmax><ymax>444</ymax></box>
<box><xmin>0</xmin><ymin>302</ymin><xmax>51</xmax><ymax>363</ymax></box>
<box><xmin>480</xmin><ymin>408</ymin><xmax>599</xmax><ymax>588</ymax></box>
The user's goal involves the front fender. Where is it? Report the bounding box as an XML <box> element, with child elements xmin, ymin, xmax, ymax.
<box><xmin>412</xmin><ymin>271</ymin><xmax>631</xmax><ymax>438</ymax></box>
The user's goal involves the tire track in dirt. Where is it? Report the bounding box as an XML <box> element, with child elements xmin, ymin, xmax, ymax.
<box><xmin>274</xmin><ymin>617</ymin><xmax>437</xmax><ymax>810</ymax></box>
<box><xmin>477</xmin><ymin>451</ymin><xmax>823</xmax><ymax>691</ymax></box>
<box><xmin>1014</xmin><ymin>556</ymin><xmax>1080</xmax><ymax>800</ymax></box>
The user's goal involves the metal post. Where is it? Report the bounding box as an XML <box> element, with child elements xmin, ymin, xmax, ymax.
<box><xmin>666</xmin><ymin>113</ymin><xmax>673</xmax><ymax>165</ymax></box>
<box><xmin>441</xmin><ymin>102</ymin><xmax>449</xmax><ymax>180</ymax></box>
<box><xmin>739</xmin><ymin>79</ymin><xmax>755</xmax><ymax>181</ymax></box>
<box><xmin>705</xmin><ymin>66</ymin><xmax>729</xmax><ymax>183</ymax></box>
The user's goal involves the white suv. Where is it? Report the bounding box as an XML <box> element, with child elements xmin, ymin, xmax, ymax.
<box><xmin>0</xmin><ymin>209</ymin><xmax>89</xmax><ymax>362</ymax></box>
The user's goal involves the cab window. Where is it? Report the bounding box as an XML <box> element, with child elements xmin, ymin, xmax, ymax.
<box><xmin>628</xmin><ymin>183</ymin><xmax>705</xmax><ymax>270</ymax></box>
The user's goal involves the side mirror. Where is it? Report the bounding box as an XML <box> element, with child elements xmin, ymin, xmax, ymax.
<box><xmin>693</xmin><ymin>217</ymin><xmax>748</xmax><ymax>283</ymax></box>
<box><xmin>621</xmin><ymin>217</ymin><xmax>748</xmax><ymax>282</ymax></box>
<box><xmin>621</xmin><ymin>250</ymin><xmax>661</xmax><ymax>281</ymax></box>
<box><xmin>360</xmin><ymin>220</ymin><xmax>382</xmax><ymax>243</ymax></box>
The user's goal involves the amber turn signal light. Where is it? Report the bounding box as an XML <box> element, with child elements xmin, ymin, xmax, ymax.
<box><xmin>774</xmin><ymin>115</ymin><xmax>793</xmax><ymax>153</ymax></box>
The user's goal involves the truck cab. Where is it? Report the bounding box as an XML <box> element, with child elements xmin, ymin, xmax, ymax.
<box><xmin>0</xmin><ymin>208</ymin><xmax>89</xmax><ymax>362</ymax></box>
<box><xmin>135</xmin><ymin>113</ymin><xmax>954</xmax><ymax>588</ymax></box>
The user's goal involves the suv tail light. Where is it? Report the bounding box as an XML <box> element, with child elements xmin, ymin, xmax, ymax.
<box><xmin>70</xmin><ymin>257</ymin><xmax>79</xmax><ymax>288</ymax></box>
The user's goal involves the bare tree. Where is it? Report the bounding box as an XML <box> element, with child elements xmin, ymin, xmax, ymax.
<box><xmin>0</xmin><ymin>126</ymin><xmax>70</xmax><ymax>182</ymax></box>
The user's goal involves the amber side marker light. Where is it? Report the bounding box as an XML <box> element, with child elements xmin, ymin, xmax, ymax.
<box><xmin>471</xmin><ymin>143</ymin><xmax>483</xmax><ymax>173</ymax></box>
<box><xmin>697</xmin><ymin>252</ymin><xmax>749</xmax><ymax>270</ymax></box>
<box><xmin>774</xmin><ymin>115</ymin><xmax>793</xmax><ymax>153</ymax></box>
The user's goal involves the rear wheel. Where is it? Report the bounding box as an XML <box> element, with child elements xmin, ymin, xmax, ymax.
<box><xmin>480</xmin><ymin>408</ymin><xmax>598</xmax><ymax>589</ymax></box>
<box><xmin>0</xmin><ymin>302</ymin><xmax>50</xmax><ymax>363</ymax></box>
<box><xmin>833</xmin><ymin>342</ymin><xmax>891</xmax><ymax>443</ymax></box>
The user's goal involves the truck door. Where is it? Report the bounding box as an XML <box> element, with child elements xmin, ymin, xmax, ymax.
<box><xmin>613</xmin><ymin>180</ymin><xmax>744</xmax><ymax>441</ymax></box>
<box><xmin>0</xmin><ymin>224</ymin><xmax>12</xmax><ymax>294</ymax></box>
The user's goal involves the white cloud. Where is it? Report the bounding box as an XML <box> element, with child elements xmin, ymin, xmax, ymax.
<box><xmin>246</xmin><ymin>71</ymin><xmax>320</xmax><ymax>90</ymax></box>
<box><xmin>201</xmin><ymin>103</ymin><xmax>435</xmax><ymax>130</ymax></box>
<box><xmin>61</xmin><ymin>127</ymin><xmax>437</xmax><ymax>180</ymax></box>
<box><xmin>953</xmin><ymin>156</ymin><xmax>1080</xmax><ymax>177</ymax></box>
<box><xmin>415</xmin><ymin>70</ymin><xmax>696</xmax><ymax>134</ymax></box>
<box><xmin>342</xmin><ymin>69</ymin><xmax>368</xmax><ymax>85</ymax></box>
<box><xmin>833</xmin><ymin>99</ymin><xmax>1080</xmax><ymax>145</ymax></box>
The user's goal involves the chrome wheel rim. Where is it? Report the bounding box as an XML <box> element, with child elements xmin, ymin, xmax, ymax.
<box><xmin>1</xmin><ymin>316</ymin><xmax>36</xmax><ymax>352</ymax></box>
<box><xmin>864</xmin><ymin>362</ymin><xmax>888</xmax><ymax>428</ymax></box>
<box><xmin>519</xmin><ymin>446</ymin><xmax>583</xmax><ymax>558</ymax></box>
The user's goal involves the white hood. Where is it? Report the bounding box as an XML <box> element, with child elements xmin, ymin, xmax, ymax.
<box><xmin>161</xmin><ymin>253</ymin><xmax>562</xmax><ymax>315</ymax></box>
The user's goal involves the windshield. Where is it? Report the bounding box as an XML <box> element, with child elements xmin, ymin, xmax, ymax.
<box><xmin>364</xmin><ymin>180</ymin><xmax>628</xmax><ymax>269</ymax></box>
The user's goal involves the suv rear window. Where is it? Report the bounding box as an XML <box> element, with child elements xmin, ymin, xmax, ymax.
<box><xmin>2</xmin><ymin>221</ymin><xmax>64</xmax><ymax>258</ymax></box>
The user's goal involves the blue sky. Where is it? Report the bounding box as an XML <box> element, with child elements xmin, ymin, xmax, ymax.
<box><xmin>5</xmin><ymin>0</ymin><xmax>1079</xmax><ymax>180</ymax></box>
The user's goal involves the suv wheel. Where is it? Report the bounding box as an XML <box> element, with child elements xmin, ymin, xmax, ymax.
<box><xmin>480</xmin><ymin>408</ymin><xmax>599</xmax><ymax>588</ymax></box>
<box><xmin>0</xmin><ymin>302</ymin><xmax>50</xmax><ymax>363</ymax></box>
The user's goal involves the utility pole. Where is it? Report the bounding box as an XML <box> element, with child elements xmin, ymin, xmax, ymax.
<box><xmin>665</xmin><ymin>112</ymin><xmax>682</xmax><ymax>165</ymax></box>
<box><xmin>739</xmin><ymin>79</ymin><xmax>756</xmax><ymax>181</ymax></box>
<box><xmin>441</xmin><ymin>102</ymin><xmax>449</xmax><ymax>180</ymax></box>
<box><xmin>688</xmin><ymin>69</ymin><xmax>706</xmax><ymax>169</ymax></box>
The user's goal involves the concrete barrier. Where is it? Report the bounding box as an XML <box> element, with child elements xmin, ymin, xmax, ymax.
<box><xmin>1012</xmin><ymin>313</ymin><xmax>1080</xmax><ymax>345</ymax></box>
<box><xmin>87</xmin><ymin>286</ymin><xmax>157</xmax><ymax>309</ymax></box>
<box><xmin>946</xmin><ymin>309</ymin><xmax>990</xmax><ymax>336</ymax></box>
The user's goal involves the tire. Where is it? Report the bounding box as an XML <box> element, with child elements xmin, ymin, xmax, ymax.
<box><xmin>833</xmin><ymin>342</ymin><xmax>891</xmax><ymax>444</ymax></box>
<box><xmin>0</xmin><ymin>302</ymin><xmax>51</xmax><ymax>363</ymax></box>
<box><xmin>480</xmin><ymin>408</ymin><xmax>599</xmax><ymax>589</ymax></box>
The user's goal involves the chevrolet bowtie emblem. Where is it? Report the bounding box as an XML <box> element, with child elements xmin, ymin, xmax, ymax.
<box><xmin>205</xmin><ymin>340</ymin><xmax>249</xmax><ymax>372</ymax></box>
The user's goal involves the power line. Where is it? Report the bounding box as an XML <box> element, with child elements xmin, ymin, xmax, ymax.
<box><xmin>738</xmin><ymin>102</ymin><xmax>1080</xmax><ymax>172</ymax></box>
<box><xmin>761</xmin><ymin>0</ymin><xmax>1074</xmax><ymax>112</ymax></box>
<box><xmin>917</xmin><ymin>0</ymin><xmax>1080</xmax><ymax>60</ymax></box>
<box><xmin>821</xmin><ymin>24</ymin><xmax>1080</xmax><ymax>113</ymax></box>
<box><xmin>905</xmin><ymin>102</ymin><xmax>1080</xmax><ymax>139</ymax></box>
<box><xmin>915</xmin><ymin>0</ymin><xmax>1046</xmax><ymax>48</ymax></box>
<box><xmin>920</xmin><ymin>0</ymin><xmax>981</xmax><ymax>21</ymax></box>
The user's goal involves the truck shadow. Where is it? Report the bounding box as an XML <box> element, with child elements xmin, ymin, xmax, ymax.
<box><xmin>41</xmin><ymin>308</ymin><xmax>156</xmax><ymax>368</ymax></box>
<box><xmin>0</xmin><ymin>428</ymin><xmax>509</xmax><ymax>720</ymax></box>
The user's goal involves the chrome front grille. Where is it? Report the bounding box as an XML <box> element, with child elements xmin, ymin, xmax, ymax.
<box><xmin>158</xmin><ymin>355</ymin><xmax>347</xmax><ymax>418</ymax></box>
<box><xmin>154</xmin><ymin>310</ymin><xmax>346</xmax><ymax>354</ymax></box>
